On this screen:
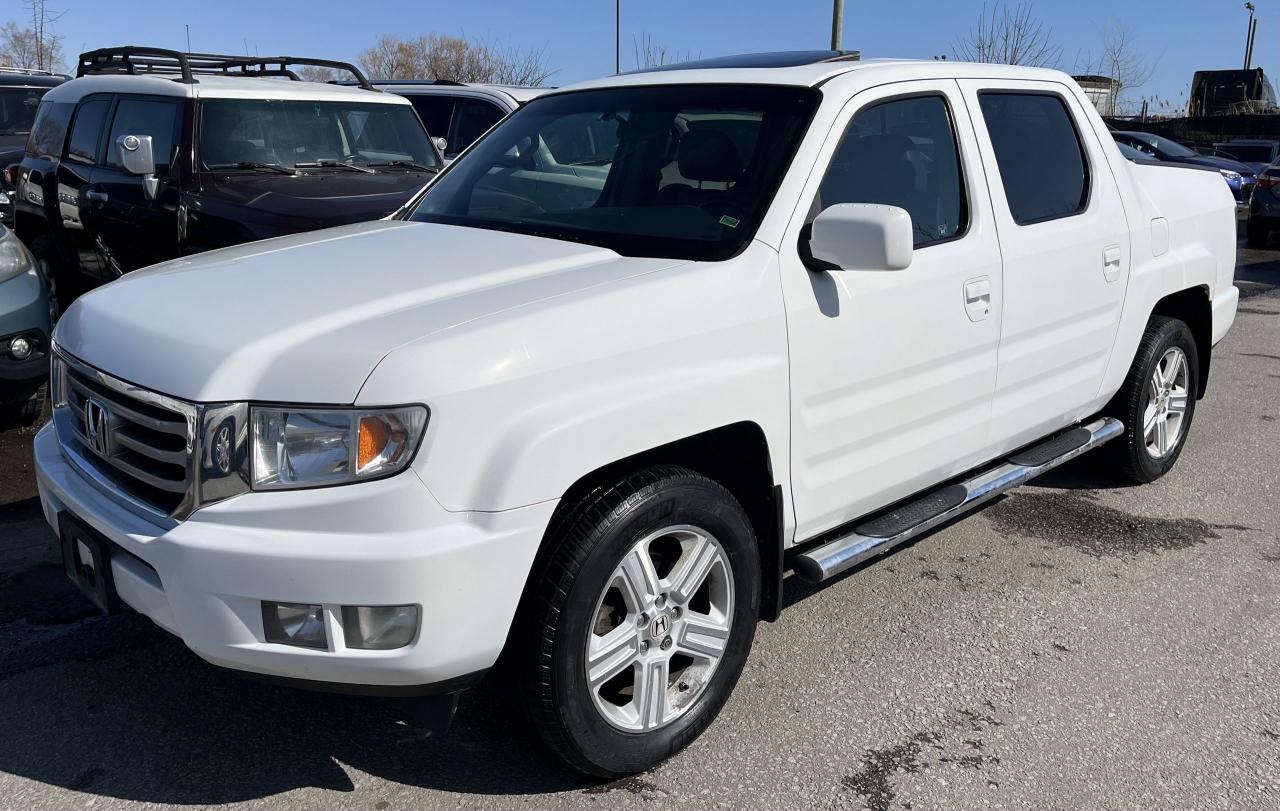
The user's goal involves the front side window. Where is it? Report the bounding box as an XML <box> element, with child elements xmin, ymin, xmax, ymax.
<box><xmin>810</xmin><ymin>94</ymin><xmax>967</xmax><ymax>248</ymax></box>
<box><xmin>197</xmin><ymin>99</ymin><xmax>438</xmax><ymax>171</ymax></box>
<box><xmin>978</xmin><ymin>92</ymin><xmax>1088</xmax><ymax>225</ymax></box>
<box><xmin>408</xmin><ymin>84</ymin><xmax>820</xmax><ymax>261</ymax></box>
<box><xmin>66</xmin><ymin>98</ymin><xmax>111</xmax><ymax>165</ymax></box>
<box><xmin>408</xmin><ymin>96</ymin><xmax>454</xmax><ymax>140</ymax></box>
<box><xmin>0</xmin><ymin>86</ymin><xmax>48</xmax><ymax>136</ymax></box>
<box><xmin>105</xmin><ymin>99</ymin><xmax>179</xmax><ymax>173</ymax></box>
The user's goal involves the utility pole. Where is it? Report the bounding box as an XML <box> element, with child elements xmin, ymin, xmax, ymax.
<box><xmin>831</xmin><ymin>0</ymin><xmax>844</xmax><ymax>51</ymax></box>
<box><xmin>1244</xmin><ymin>2</ymin><xmax>1257</xmax><ymax>70</ymax></box>
<box><xmin>615</xmin><ymin>0</ymin><xmax>621</xmax><ymax>74</ymax></box>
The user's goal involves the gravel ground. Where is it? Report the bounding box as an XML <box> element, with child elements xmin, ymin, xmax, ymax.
<box><xmin>0</xmin><ymin>247</ymin><xmax>1277</xmax><ymax>811</ymax></box>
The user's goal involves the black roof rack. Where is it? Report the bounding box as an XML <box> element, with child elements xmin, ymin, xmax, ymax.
<box><xmin>626</xmin><ymin>50</ymin><xmax>862</xmax><ymax>74</ymax></box>
<box><xmin>76</xmin><ymin>46</ymin><xmax>376</xmax><ymax>91</ymax></box>
<box><xmin>332</xmin><ymin>78</ymin><xmax>467</xmax><ymax>87</ymax></box>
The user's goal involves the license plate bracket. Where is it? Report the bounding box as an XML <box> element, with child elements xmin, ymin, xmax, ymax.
<box><xmin>58</xmin><ymin>513</ymin><xmax>119</xmax><ymax>615</ymax></box>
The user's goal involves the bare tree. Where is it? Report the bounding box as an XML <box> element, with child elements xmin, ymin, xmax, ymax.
<box><xmin>632</xmin><ymin>33</ymin><xmax>697</xmax><ymax>71</ymax></box>
<box><xmin>1076</xmin><ymin>23</ymin><xmax>1157</xmax><ymax>117</ymax></box>
<box><xmin>952</xmin><ymin>2</ymin><xmax>1061</xmax><ymax>68</ymax></box>
<box><xmin>296</xmin><ymin>65</ymin><xmax>339</xmax><ymax>83</ymax></box>
<box><xmin>358</xmin><ymin>34</ymin><xmax>553</xmax><ymax>86</ymax></box>
<box><xmin>0</xmin><ymin>1</ymin><xmax>64</xmax><ymax>72</ymax></box>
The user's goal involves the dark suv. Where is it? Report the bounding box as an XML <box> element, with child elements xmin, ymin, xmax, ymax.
<box><xmin>12</xmin><ymin>48</ymin><xmax>441</xmax><ymax>306</ymax></box>
<box><xmin>1</xmin><ymin>67</ymin><xmax>67</xmax><ymax>227</ymax></box>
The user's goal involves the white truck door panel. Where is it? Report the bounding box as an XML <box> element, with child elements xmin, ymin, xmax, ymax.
<box><xmin>958</xmin><ymin>80</ymin><xmax>1130</xmax><ymax>452</ymax></box>
<box><xmin>780</xmin><ymin>81</ymin><xmax>1002</xmax><ymax>541</ymax></box>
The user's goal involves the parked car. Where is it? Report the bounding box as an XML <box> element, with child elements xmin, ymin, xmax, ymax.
<box><xmin>12</xmin><ymin>47</ymin><xmax>442</xmax><ymax>308</ymax></box>
<box><xmin>1192</xmin><ymin>145</ymin><xmax>1247</xmax><ymax>161</ymax></box>
<box><xmin>355</xmin><ymin>80</ymin><xmax>546</xmax><ymax>161</ymax></box>
<box><xmin>36</xmin><ymin>54</ymin><xmax>1237</xmax><ymax>777</ymax></box>
<box><xmin>0</xmin><ymin>223</ymin><xmax>51</xmax><ymax>426</ymax></box>
<box><xmin>1</xmin><ymin>67</ymin><xmax>67</xmax><ymax>227</ymax></box>
<box><xmin>1247</xmin><ymin>160</ymin><xmax>1280</xmax><ymax>248</ymax></box>
<box><xmin>1214</xmin><ymin>138</ymin><xmax>1280</xmax><ymax>175</ymax></box>
<box><xmin>1113</xmin><ymin>130</ymin><xmax>1257</xmax><ymax>201</ymax></box>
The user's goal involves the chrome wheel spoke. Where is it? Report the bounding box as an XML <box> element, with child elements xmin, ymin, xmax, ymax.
<box><xmin>667</xmin><ymin>534</ymin><xmax>719</xmax><ymax>605</ymax></box>
<box><xmin>635</xmin><ymin>657</ymin><xmax>671</xmax><ymax>730</ymax></box>
<box><xmin>619</xmin><ymin>545</ymin><xmax>662</xmax><ymax>607</ymax></box>
<box><xmin>1165</xmin><ymin>351</ymin><xmax>1183</xmax><ymax>387</ymax></box>
<box><xmin>1143</xmin><ymin>404</ymin><xmax>1159</xmax><ymax>442</ymax></box>
<box><xmin>1168</xmin><ymin>390</ymin><xmax>1188</xmax><ymax>415</ymax></box>
<box><xmin>587</xmin><ymin>625</ymin><xmax>640</xmax><ymax>688</ymax></box>
<box><xmin>677</xmin><ymin>612</ymin><xmax>731</xmax><ymax>660</ymax></box>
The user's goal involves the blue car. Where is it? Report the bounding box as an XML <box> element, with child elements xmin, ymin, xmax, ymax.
<box><xmin>1113</xmin><ymin>131</ymin><xmax>1257</xmax><ymax>202</ymax></box>
<box><xmin>0</xmin><ymin>224</ymin><xmax>51</xmax><ymax>426</ymax></box>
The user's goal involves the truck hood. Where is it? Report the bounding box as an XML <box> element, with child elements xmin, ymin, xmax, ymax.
<box><xmin>55</xmin><ymin>220</ymin><xmax>687</xmax><ymax>402</ymax></box>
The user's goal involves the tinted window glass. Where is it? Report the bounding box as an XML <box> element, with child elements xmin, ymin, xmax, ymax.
<box><xmin>409</xmin><ymin>84</ymin><xmax>819</xmax><ymax>261</ymax></box>
<box><xmin>978</xmin><ymin>92</ymin><xmax>1088</xmax><ymax>225</ymax></box>
<box><xmin>812</xmin><ymin>95</ymin><xmax>967</xmax><ymax>247</ymax></box>
<box><xmin>408</xmin><ymin>96</ymin><xmax>454</xmax><ymax>140</ymax></box>
<box><xmin>67</xmin><ymin>98</ymin><xmax>110</xmax><ymax>164</ymax></box>
<box><xmin>26</xmin><ymin>100</ymin><xmax>73</xmax><ymax>159</ymax></box>
<box><xmin>541</xmin><ymin>113</ymin><xmax>620</xmax><ymax>165</ymax></box>
<box><xmin>447</xmin><ymin>99</ymin><xmax>504</xmax><ymax>157</ymax></box>
<box><xmin>0</xmin><ymin>87</ymin><xmax>48</xmax><ymax>135</ymax></box>
<box><xmin>106</xmin><ymin>99</ymin><xmax>179</xmax><ymax>172</ymax></box>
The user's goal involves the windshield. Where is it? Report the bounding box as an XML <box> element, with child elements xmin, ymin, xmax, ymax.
<box><xmin>406</xmin><ymin>84</ymin><xmax>820</xmax><ymax>261</ymax></box>
<box><xmin>197</xmin><ymin>98</ymin><xmax>439</xmax><ymax>171</ymax></box>
<box><xmin>1222</xmin><ymin>144</ymin><xmax>1276</xmax><ymax>163</ymax></box>
<box><xmin>1137</xmin><ymin>133</ymin><xmax>1198</xmax><ymax>159</ymax></box>
<box><xmin>0</xmin><ymin>87</ymin><xmax>49</xmax><ymax>135</ymax></box>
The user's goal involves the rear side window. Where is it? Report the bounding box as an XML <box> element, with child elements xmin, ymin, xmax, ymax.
<box><xmin>66</xmin><ymin>98</ymin><xmax>110</xmax><ymax>165</ymax></box>
<box><xmin>408</xmin><ymin>96</ymin><xmax>454</xmax><ymax>140</ymax></box>
<box><xmin>447</xmin><ymin>99</ymin><xmax>504</xmax><ymax>157</ymax></box>
<box><xmin>26</xmin><ymin>100</ymin><xmax>73</xmax><ymax>159</ymax></box>
<box><xmin>812</xmin><ymin>94</ymin><xmax>968</xmax><ymax>247</ymax></box>
<box><xmin>105</xmin><ymin>99</ymin><xmax>180</xmax><ymax>173</ymax></box>
<box><xmin>978</xmin><ymin>92</ymin><xmax>1088</xmax><ymax>225</ymax></box>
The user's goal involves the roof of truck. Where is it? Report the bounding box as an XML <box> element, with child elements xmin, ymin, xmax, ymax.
<box><xmin>42</xmin><ymin>73</ymin><xmax>411</xmax><ymax>104</ymax></box>
<box><xmin>550</xmin><ymin>55</ymin><xmax>1070</xmax><ymax>95</ymax></box>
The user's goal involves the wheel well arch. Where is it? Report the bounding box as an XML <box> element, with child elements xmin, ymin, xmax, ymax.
<box><xmin>1151</xmin><ymin>285</ymin><xmax>1212</xmax><ymax>398</ymax></box>
<box><xmin>516</xmin><ymin>422</ymin><xmax>786</xmax><ymax>637</ymax></box>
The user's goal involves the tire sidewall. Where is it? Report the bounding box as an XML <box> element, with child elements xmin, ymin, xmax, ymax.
<box><xmin>1129</xmin><ymin>321</ymin><xmax>1198</xmax><ymax>480</ymax></box>
<box><xmin>551</xmin><ymin>480</ymin><xmax>760</xmax><ymax>775</ymax></box>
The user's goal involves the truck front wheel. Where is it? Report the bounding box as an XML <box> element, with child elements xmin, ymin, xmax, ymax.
<box><xmin>517</xmin><ymin>465</ymin><xmax>760</xmax><ymax>777</ymax></box>
<box><xmin>1107</xmin><ymin>316</ymin><xmax>1199</xmax><ymax>483</ymax></box>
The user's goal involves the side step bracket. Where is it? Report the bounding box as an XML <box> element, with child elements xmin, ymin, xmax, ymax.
<box><xmin>792</xmin><ymin>417</ymin><xmax>1123</xmax><ymax>583</ymax></box>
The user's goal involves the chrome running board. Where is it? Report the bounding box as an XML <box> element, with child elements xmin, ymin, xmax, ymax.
<box><xmin>792</xmin><ymin>417</ymin><xmax>1124</xmax><ymax>583</ymax></box>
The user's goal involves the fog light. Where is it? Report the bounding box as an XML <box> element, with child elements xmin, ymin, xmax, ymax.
<box><xmin>262</xmin><ymin>601</ymin><xmax>327</xmax><ymax>649</ymax></box>
<box><xmin>342</xmin><ymin>605</ymin><xmax>419</xmax><ymax>650</ymax></box>
<box><xmin>9</xmin><ymin>336</ymin><xmax>31</xmax><ymax>360</ymax></box>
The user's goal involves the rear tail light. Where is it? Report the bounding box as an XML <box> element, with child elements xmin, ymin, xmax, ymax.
<box><xmin>1257</xmin><ymin>176</ymin><xmax>1280</xmax><ymax>190</ymax></box>
<box><xmin>2</xmin><ymin>164</ymin><xmax>18</xmax><ymax>188</ymax></box>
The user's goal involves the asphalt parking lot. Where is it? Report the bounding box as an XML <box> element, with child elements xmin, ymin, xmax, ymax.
<box><xmin>0</xmin><ymin>247</ymin><xmax>1277</xmax><ymax>811</ymax></box>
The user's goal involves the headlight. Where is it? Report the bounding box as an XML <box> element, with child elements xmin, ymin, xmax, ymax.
<box><xmin>1220</xmin><ymin>169</ymin><xmax>1242</xmax><ymax>181</ymax></box>
<box><xmin>250</xmin><ymin>405</ymin><xmax>428</xmax><ymax>490</ymax></box>
<box><xmin>0</xmin><ymin>226</ymin><xmax>34</xmax><ymax>285</ymax></box>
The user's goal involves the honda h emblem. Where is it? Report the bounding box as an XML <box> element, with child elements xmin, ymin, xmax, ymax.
<box><xmin>83</xmin><ymin>398</ymin><xmax>111</xmax><ymax>456</ymax></box>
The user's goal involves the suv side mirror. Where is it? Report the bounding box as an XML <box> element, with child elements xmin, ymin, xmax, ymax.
<box><xmin>808</xmin><ymin>203</ymin><xmax>913</xmax><ymax>271</ymax></box>
<box><xmin>115</xmin><ymin>134</ymin><xmax>160</xmax><ymax>200</ymax></box>
<box><xmin>432</xmin><ymin>137</ymin><xmax>448</xmax><ymax>154</ymax></box>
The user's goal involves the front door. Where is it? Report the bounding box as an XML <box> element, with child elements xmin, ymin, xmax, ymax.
<box><xmin>957</xmin><ymin>80</ymin><xmax>1131</xmax><ymax>452</ymax></box>
<box><xmin>780</xmin><ymin>80</ymin><xmax>1003</xmax><ymax>540</ymax></box>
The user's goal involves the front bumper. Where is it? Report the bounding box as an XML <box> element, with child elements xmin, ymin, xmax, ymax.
<box><xmin>0</xmin><ymin>268</ymin><xmax>51</xmax><ymax>400</ymax></box>
<box><xmin>34</xmin><ymin>423</ymin><xmax>555</xmax><ymax>689</ymax></box>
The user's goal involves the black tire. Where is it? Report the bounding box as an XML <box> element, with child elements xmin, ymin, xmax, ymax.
<box><xmin>516</xmin><ymin>465</ymin><xmax>760</xmax><ymax>777</ymax></box>
<box><xmin>27</xmin><ymin>235</ymin><xmax>62</xmax><ymax>322</ymax></box>
<box><xmin>1246</xmin><ymin>222</ymin><xmax>1269</xmax><ymax>249</ymax></box>
<box><xmin>1106</xmin><ymin>316</ymin><xmax>1199</xmax><ymax>483</ymax></box>
<box><xmin>0</xmin><ymin>384</ymin><xmax>45</xmax><ymax>430</ymax></box>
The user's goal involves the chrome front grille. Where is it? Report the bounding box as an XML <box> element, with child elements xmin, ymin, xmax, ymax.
<box><xmin>51</xmin><ymin>350</ymin><xmax>250</xmax><ymax>522</ymax></box>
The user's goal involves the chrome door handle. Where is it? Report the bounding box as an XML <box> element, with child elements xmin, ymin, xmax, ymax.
<box><xmin>85</xmin><ymin>190</ymin><xmax>108</xmax><ymax>204</ymax></box>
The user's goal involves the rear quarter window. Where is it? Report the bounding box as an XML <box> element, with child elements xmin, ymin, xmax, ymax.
<box><xmin>25</xmin><ymin>100</ymin><xmax>73</xmax><ymax>159</ymax></box>
<box><xmin>66</xmin><ymin>98</ymin><xmax>111</xmax><ymax>165</ymax></box>
<box><xmin>977</xmin><ymin>91</ymin><xmax>1089</xmax><ymax>225</ymax></box>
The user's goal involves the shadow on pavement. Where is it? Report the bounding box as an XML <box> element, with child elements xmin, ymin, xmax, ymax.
<box><xmin>0</xmin><ymin>506</ymin><xmax>590</xmax><ymax>803</ymax></box>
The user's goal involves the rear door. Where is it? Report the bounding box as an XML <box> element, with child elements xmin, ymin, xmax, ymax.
<box><xmin>957</xmin><ymin>80</ymin><xmax>1130</xmax><ymax>453</ymax></box>
<box><xmin>56</xmin><ymin>96</ymin><xmax>112</xmax><ymax>294</ymax></box>
<box><xmin>87</xmin><ymin>95</ymin><xmax>183</xmax><ymax>271</ymax></box>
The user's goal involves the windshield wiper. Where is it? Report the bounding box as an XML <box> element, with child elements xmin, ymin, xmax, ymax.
<box><xmin>209</xmin><ymin>161</ymin><xmax>296</xmax><ymax>175</ymax></box>
<box><xmin>369</xmin><ymin>160</ymin><xmax>439</xmax><ymax>172</ymax></box>
<box><xmin>295</xmin><ymin>159</ymin><xmax>376</xmax><ymax>174</ymax></box>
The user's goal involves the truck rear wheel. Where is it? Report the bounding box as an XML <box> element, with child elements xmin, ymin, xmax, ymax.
<box><xmin>1107</xmin><ymin>316</ymin><xmax>1199</xmax><ymax>483</ymax></box>
<box><xmin>517</xmin><ymin>465</ymin><xmax>760</xmax><ymax>777</ymax></box>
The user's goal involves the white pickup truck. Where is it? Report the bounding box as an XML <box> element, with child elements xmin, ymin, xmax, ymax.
<box><xmin>35</xmin><ymin>53</ymin><xmax>1238</xmax><ymax>777</ymax></box>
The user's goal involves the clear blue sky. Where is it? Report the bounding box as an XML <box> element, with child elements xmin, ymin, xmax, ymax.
<box><xmin>32</xmin><ymin>0</ymin><xmax>1280</xmax><ymax>112</ymax></box>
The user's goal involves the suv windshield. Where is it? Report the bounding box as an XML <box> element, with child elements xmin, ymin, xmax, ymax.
<box><xmin>198</xmin><ymin>98</ymin><xmax>439</xmax><ymax>171</ymax></box>
<box><xmin>0</xmin><ymin>87</ymin><xmax>49</xmax><ymax>135</ymax></box>
<box><xmin>407</xmin><ymin>84</ymin><xmax>820</xmax><ymax>261</ymax></box>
